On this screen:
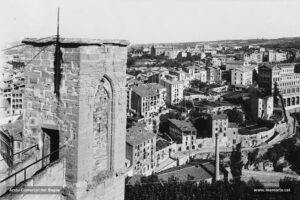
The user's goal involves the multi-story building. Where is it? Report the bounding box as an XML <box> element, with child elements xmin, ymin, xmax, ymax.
<box><xmin>268</xmin><ymin>50</ymin><xmax>287</xmax><ymax>63</ymax></box>
<box><xmin>258</xmin><ymin>63</ymin><xmax>300</xmax><ymax>109</ymax></box>
<box><xmin>126</xmin><ymin>124</ymin><xmax>156</xmax><ymax>176</ymax></box>
<box><xmin>10</xmin><ymin>89</ymin><xmax>23</xmax><ymax>116</ymax></box>
<box><xmin>244</xmin><ymin>52</ymin><xmax>263</xmax><ymax>63</ymax></box>
<box><xmin>192</xmin><ymin>114</ymin><xmax>228</xmax><ymax>142</ymax></box>
<box><xmin>207</xmin><ymin>66</ymin><xmax>221</xmax><ymax>84</ymax></box>
<box><xmin>251</xmin><ymin>96</ymin><xmax>273</xmax><ymax>120</ymax></box>
<box><xmin>231</xmin><ymin>67</ymin><xmax>253</xmax><ymax>86</ymax></box>
<box><xmin>126</xmin><ymin>75</ymin><xmax>143</xmax><ymax>115</ymax></box>
<box><xmin>151</xmin><ymin>46</ymin><xmax>178</xmax><ymax>59</ymax></box>
<box><xmin>169</xmin><ymin>70</ymin><xmax>192</xmax><ymax>89</ymax></box>
<box><xmin>183</xmin><ymin>66</ymin><xmax>207</xmax><ymax>83</ymax></box>
<box><xmin>211</xmin><ymin>114</ymin><xmax>229</xmax><ymax>143</ymax></box>
<box><xmin>212</xmin><ymin>55</ymin><xmax>226</xmax><ymax>67</ymax></box>
<box><xmin>168</xmin><ymin>119</ymin><xmax>197</xmax><ymax>151</ymax></box>
<box><xmin>131</xmin><ymin>83</ymin><xmax>166</xmax><ymax>119</ymax></box>
<box><xmin>159</xmin><ymin>78</ymin><xmax>183</xmax><ymax>105</ymax></box>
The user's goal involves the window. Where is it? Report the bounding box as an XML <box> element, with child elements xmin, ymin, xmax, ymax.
<box><xmin>17</xmin><ymin>142</ymin><xmax>21</xmax><ymax>149</ymax></box>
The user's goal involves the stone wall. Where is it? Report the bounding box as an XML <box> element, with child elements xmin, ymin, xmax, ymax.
<box><xmin>22</xmin><ymin>38</ymin><xmax>129</xmax><ymax>200</ymax></box>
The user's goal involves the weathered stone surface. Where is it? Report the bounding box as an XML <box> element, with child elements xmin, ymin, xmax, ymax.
<box><xmin>22</xmin><ymin>38</ymin><xmax>128</xmax><ymax>200</ymax></box>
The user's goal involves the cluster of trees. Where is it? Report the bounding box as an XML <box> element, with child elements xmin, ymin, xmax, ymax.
<box><xmin>225</xmin><ymin>108</ymin><xmax>244</xmax><ymax>125</ymax></box>
<box><xmin>125</xmin><ymin>177</ymin><xmax>300</xmax><ymax>200</ymax></box>
<box><xmin>230</xmin><ymin>143</ymin><xmax>244</xmax><ymax>182</ymax></box>
<box><xmin>189</xmin><ymin>79</ymin><xmax>207</xmax><ymax>90</ymax></box>
<box><xmin>262</xmin><ymin>138</ymin><xmax>300</xmax><ymax>173</ymax></box>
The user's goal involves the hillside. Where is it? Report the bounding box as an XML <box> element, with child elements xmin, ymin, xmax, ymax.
<box><xmin>132</xmin><ymin>37</ymin><xmax>300</xmax><ymax>50</ymax></box>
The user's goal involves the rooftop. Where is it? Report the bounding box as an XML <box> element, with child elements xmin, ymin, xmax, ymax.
<box><xmin>168</xmin><ymin>119</ymin><xmax>197</xmax><ymax>133</ymax></box>
<box><xmin>156</xmin><ymin>137</ymin><xmax>172</xmax><ymax>151</ymax></box>
<box><xmin>126</xmin><ymin>123</ymin><xmax>156</xmax><ymax>146</ymax></box>
<box><xmin>234</xmin><ymin>67</ymin><xmax>253</xmax><ymax>73</ymax></box>
<box><xmin>211</xmin><ymin>114</ymin><xmax>228</xmax><ymax>120</ymax></box>
<box><xmin>157</xmin><ymin>160</ymin><xmax>227</xmax><ymax>182</ymax></box>
<box><xmin>132</xmin><ymin>83</ymin><xmax>165</xmax><ymax>97</ymax></box>
<box><xmin>228</xmin><ymin>122</ymin><xmax>239</xmax><ymax>128</ymax></box>
<box><xmin>0</xmin><ymin>119</ymin><xmax>23</xmax><ymax>140</ymax></box>
<box><xmin>22</xmin><ymin>37</ymin><xmax>129</xmax><ymax>47</ymax></box>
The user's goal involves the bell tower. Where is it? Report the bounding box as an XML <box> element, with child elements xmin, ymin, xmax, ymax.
<box><xmin>22</xmin><ymin>37</ymin><xmax>129</xmax><ymax>200</ymax></box>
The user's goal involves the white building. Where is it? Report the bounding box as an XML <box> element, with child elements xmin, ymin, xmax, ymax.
<box><xmin>268</xmin><ymin>50</ymin><xmax>287</xmax><ymax>63</ymax></box>
<box><xmin>244</xmin><ymin>52</ymin><xmax>263</xmax><ymax>63</ymax></box>
<box><xmin>159</xmin><ymin>78</ymin><xmax>184</xmax><ymax>105</ymax></box>
<box><xmin>231</xmin><ymin>67</ymin><xmax>253</xmax><ymax>86</ymax></box>
<box><xmin>257</xmin><ymin>96</ymin><xmax>273</xmax><ymax>120</ymax></box>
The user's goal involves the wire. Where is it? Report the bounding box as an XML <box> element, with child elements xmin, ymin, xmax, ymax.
<box><xmin>1</xmin><ymin>35</ymin><xmax>56</xmax><ymax>52</ymax></box>
<box><xmin>24</xmin><ymin>45</ymin><xmax>49</xmax><ymax>66</ymax></box>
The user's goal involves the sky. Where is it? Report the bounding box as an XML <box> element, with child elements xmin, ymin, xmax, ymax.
<box><xmin>0</xmin><ymin>0</ymin><xmax>300</xmax><ymax>47</ymax></box>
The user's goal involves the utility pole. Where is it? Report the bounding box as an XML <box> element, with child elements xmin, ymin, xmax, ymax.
<box><xmin>54</xmin><ymin>8</ymin><xmax>61</xmax><ymax>98</ymax></box>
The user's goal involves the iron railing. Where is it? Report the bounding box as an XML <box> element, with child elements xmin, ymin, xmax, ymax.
<box><xmin>0</xmin><ymin>145</ymin><xmax>65</xmax><ymax>191</ymax></box>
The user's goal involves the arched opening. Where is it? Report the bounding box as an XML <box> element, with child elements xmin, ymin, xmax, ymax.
<box><xmin>93</xmin><ymin>76</ymin><xmax>114</xmax><ymax>173</ymax></box>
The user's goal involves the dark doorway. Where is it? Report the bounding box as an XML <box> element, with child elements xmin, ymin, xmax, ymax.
<box><xmin>42</xmin><ymin>128</ymin><xmax>59</xmax><ymax>163</ymax></box>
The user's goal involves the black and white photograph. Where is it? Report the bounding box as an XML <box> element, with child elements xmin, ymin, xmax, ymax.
<box><xmin>0</xmin><ymin>0</ymin><xmax>300</xmax><ymax>199</ymax></box>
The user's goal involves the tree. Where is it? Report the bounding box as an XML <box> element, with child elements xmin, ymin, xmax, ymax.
<box><xmin>285</xmin><ymin>146</ymin><xmax>300</xmax><ymax>174</ymax></box>
<box><xmin>264</xmin><ymin>143</ymin><xmax>285</xmax><ymax>171</ymax></box>
<box><xmin>273</xmin><ymin>81</ymin><xmax>280</xmax><ymax>106</ymax></box>
<box><xmin>252</xmin><ymin>69</ymin><xmax>258</xmax><ymax>85</ymax></box>
<box><xmin>247</xmin><ymin>177</ymin><xmax>264</xmax><ymax>189</ymax></box>
<box><xmin>247</xmin><ymin>148</ymin><xmax>259</xmax><ymax>168</ymax></box>
<box><xmin>226</xmin><ymin>108</ymin><xmax>244</xmax><ymax>125</ymax></box>
<box><xmin>230</xmin><ymin>143</ymin><xmax>243</xmax><ymax>182</ymax></box>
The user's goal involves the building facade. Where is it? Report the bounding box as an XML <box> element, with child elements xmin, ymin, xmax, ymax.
<box><xmin>168</xmin><ymin>119</ymin><xmax>197</xmax><ymax>151</ymax></box>
<box><xmin>159</xmin><ymin>78</ymin><xmax>183</xmax><ymax>105</ymax></box>
<box><xmin>131</xmin><ymin>83</ymin><xmax>166</xmax><ymax>119</ymax></box>
<box><xmin>231</xmin><ymin>67</ymin><xmax>253</xmax><ymax>86</ymax></box>
<box><xmin>126</xmin><ymin>124</ymin><xmax>156</xmax><ymax>176</ymax></box>
<box><xmin>258</xmin><ymin>63</ymin><xmax>300</xmax><ymax>110</ymax></box>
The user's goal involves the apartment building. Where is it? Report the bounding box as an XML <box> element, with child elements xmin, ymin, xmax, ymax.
<box><xmin>159</xmin><ymin>78</ymin><xmax>183</xmax><ymax>105</ymax></box>
<box><xmin>126</xmin><ymin>124</ymin><xmax>156</xmax><ymax>176</ymax></box>
<box><xmin>168</xmin><ymin>119</ymin><xmax>197</xmax><ymax>151</ymax></box>
<box><xmin>231</xmin><ymin>67</ymin><xmax>253</xmax><ymax>86</ymax></box>
<box><xmin>258</xmin><ymin>63</ymin><xmax>300</xmax><ymax>109</ymax></box>
<box><xmin>131</xmin><ymin>83</ymin><xmax>166</xmax><ymax>119</ymax></box>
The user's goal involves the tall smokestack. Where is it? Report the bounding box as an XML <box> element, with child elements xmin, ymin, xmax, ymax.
<box><xmin>215</xmin><ymin>133</ymin><xmax>220</xmax><ymax>181</ymax></box>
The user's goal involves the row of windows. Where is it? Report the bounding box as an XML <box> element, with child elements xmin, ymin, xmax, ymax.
<box><xmin>135</xmin><ymin>139</ymin><xmax>154</xmax><ymax>150</ymax></box>
<box><xmin>12</xmin><ymin>105</ymin><xmax>22</xmax><ymax>109</ymax></box>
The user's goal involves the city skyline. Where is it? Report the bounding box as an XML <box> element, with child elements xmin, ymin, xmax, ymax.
<box><xmin>0</xmin><ymin>0</ymin><xmax>300</xmax><ymax>47</ymax></box>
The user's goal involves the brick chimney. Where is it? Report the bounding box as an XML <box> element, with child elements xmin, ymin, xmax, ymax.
<box><xmin>215</xmin><ymin>133</ymin><xmax>220</xmax><ymax>181</ymax></box>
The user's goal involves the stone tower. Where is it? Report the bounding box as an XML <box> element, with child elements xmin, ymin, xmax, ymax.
<box><xmin>22</xmin><ymin>37</ymin><xmax>129</xmax><ymax>200</ymax></box>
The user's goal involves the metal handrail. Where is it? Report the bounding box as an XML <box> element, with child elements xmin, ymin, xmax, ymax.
<box><xmin>0</xmin><ymin>145</ymin><xmax>65</xmax><ymax>184</ymax></box>
<box><xmin>13</xmin><ymin>144</ymin><xmax>39</xmax><ymax>156</ymax></box>
<box><xmin>0</xmin><ymin>144</ymin><xmax>39</xmax><ymax>163</ymax></box>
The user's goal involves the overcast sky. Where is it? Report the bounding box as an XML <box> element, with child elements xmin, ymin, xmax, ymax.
<box><xmin>0</xmin><ymin>0</ymin><xmax>300</xmax><ymax>47</ymax></box>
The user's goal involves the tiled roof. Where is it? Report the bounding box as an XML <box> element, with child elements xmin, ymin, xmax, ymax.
<box><xmin>211</xmin><ymin>114</ymin><xmax>228</xmax><ymax>120</ymax></box>
<box><xmin>156</xmin><ymin>137</ymin><xmax>172</xmax><ymax>151</ymax></box>
<box><xmin>228</xmin><ymin>122</ymin><xmax>239</xmax><ymax>128</ymax></box>
<box><xmin>132</xmin><ymin>83</ymin><xmax>165</xmax><ymax>97</ymax></box>
<box><xmin>157</xmin><ymin>160</ymin><xmax>227</xmax><ymax>182</ymax></box>
<box><xmin>168</xmin><ymin>119</ymin><xmax>197</xmax><ymax>133</ymax></box>
<box><xmin>126</xmin><ymin>123</ymin><xmax>156</xmax><ymax>146</ymax></box>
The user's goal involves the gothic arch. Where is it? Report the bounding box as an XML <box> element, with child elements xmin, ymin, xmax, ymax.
<box><xmin>93</xmin><ymin>75</ymin><xmax>115</xmax><ymax>174</ymax></box>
